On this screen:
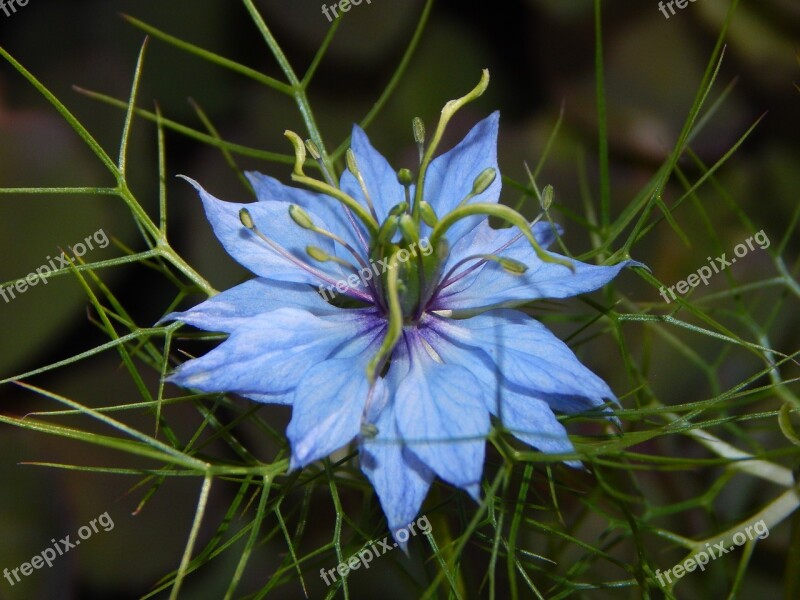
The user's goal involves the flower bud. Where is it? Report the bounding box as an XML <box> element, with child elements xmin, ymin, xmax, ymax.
<box><xmin>397</xmin><ymin>168</ymin><xmax>414</xmax><ymax>187</ymax></box>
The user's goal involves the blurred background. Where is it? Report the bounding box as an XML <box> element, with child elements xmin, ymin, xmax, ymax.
<box><xmin>0</xmin><ymin>0</ymin><xmax>798</xmax><ymax>598</ymax></box>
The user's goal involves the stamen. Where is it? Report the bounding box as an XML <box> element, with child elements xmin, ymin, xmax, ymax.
<box><xmin>388</xmin><ymin>202</ymin><xmax>409</xmax><ymax>217</ymax></box>
<box><xmin>306</xmin><ymin>138</ymin><xmax>337</xmax><ymax>187</ymax></box>
<box><xmin>284</xmin><ymin>130</ymin><xmax>379</xmax><ymax>236</ymax></box>
<box><xmin>456</xmin><ymin>167</ymin><xmax>496</xmax><ymax>208</ymax></box>
<box><xmin>429</xmin><ymin>202</ymin><xmax>573</xmax><ymax>272</ymax></box>
<box><xmin>437</xmin><ymin>253</ymin><xmax>527</xmax><ymax>294</ymax></box>
<box><xmin>289</xmin><ymin>205</ymin><xmax>372</xmax><ymax>273</ymax></box>
<box><xmin>419</xmin><ymin>201</ymin><xmax>438</xmax><ymax>227</ymax></box>
<box><xmin>437</xmin><ymin>213</ymin><xmax>547</xmax><ymax>292</ymax></box>
<box><xmin>238</xmin><ymin>208</ymin><xmax>373</xmax><ymax>302</ymax></box>
<box><xmin>412</xmin><ymin>117</ymin><xmax>425</xmax><ymax>165</ymax></box>
<box><xmin>290</xmin><ymin>204</ymin><xmax>383</xmax><ymax>300</ymax></box>
<box><xmin>541</xmin><ymin>184</ymin><xmax>554</xmax><ymax>211</ymax></box>
<box><xmin>377</xmin><ymin>216</ymin><xmax>399</xmax><ymax>245</ymax></box>
<box><xmin>346</xmin><ymin>148</ymin><xmax>379</xmax><ymax>221</ymax></box>
<box><xmin>306</xmin><ymin>245</ymin><xmax>355</xmax><ymax>270</ymax></box>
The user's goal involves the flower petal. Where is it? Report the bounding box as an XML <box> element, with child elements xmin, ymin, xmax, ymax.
<box><xmin>167</xmin><ymin>308</ymin><xmax>381</xmax><ymax>399</ymax></box>
<box><xmin>181</xmin><ymin>176</ymin><xmax>351</xmax><ymax>288</ymax></box>
<box><xmin>424</xmin><ymin>310</ymin><xmax>617</xmax><ymax>416</ymax></box>
<box><xmin>418</xmin><ymin>316</ymin><xmax>579</xmax><ymax>465</ymax></box>
<box><xmin>246</xmin><ymin>171</ymin><xmax>370</xmax><ymax>263</ymax></box>
<box><xmin>493</xmin><ymin>388</ymin><xmax>580</xmax><ymax>466</ymax></box>
<box><xmin>436</xmin><ymin>235</ymin><xmax>640</xmax><ymax>310</ymax></box>
<box><xmin>393</xmin><ymin>332</ymin><xmax>489</xmax><ymax>499</ymax></box>
<box><xmin>360</xmin><ymin>399</ymin><xmax>435</xmax><ymax>548</ymax></box>
<box><xmin>288</xmin><ymin>354</ymin><xmax>386</xmax><ymax>469</ymax></box>
<box><xmin>437</xmin><ymin>220</ymin><xmax>559</xmax><ymax>295</ymax></box>
<box><xmin>340</xmin><ymin>125</ymin><xmax>407</xmax><ymax>224</ymax></box>
<box><xmin>423</xmin><ymin>112</ymin><xmax>501</xmax><ymax>245</ymax></box>
<box><xmin>162</xmin><ymin>278</ymin><xmax>336</xmax><ymax>332</ymax></box>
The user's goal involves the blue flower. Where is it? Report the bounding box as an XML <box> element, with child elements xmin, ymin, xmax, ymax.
<box><xmin>166</xmin><ymin>85</ymin><xmax>638</xmax><ymax>545</ymax></box>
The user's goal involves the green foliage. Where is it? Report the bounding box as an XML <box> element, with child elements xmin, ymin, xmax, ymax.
<box><xmin>1</xmin><ymin>1</ymin><xmax>797</xmax><ymax>598</ymax></box>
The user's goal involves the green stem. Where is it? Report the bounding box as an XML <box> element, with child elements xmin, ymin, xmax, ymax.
<box><xmin>367</xmin><ymin>253</ymin><xmax>403</xmax><ymax>382</ymax></box>
<box><xmin>290</xmin><ymin>174</ymin><xmax>379</xmax><ymax>235</ymax></box>
<box><xmin>241</xmin><ymin>0</ymin><xmax>336</xmax><ymax>179</ymax></box>
<box><xmin>430</xmin><ymin>202</ymin><xmax>574</xmax><ymax>271</ymax></box>
<box><xmin>413</xmin><ymin>70</ymin><xmax>490</xmax><ymax>222</ymax></box>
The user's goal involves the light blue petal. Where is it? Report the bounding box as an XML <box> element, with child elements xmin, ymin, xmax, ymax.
<box><xmin>436</xmin><ymin>235</ymin><xmax>641</xmax><ymax>310</ymax></box>
<box><xmin>394</xmin><ymin>333</ymin><xmax>489</xmax><ymax>499</ymax></box>
<box><xmin>423</xmin><ymin>112</ymin><xmax>501</xmax><ymax>245</ymax></box>
<box><xmin>424</xmin><ymin>310</ymin><xmax>617</xmax><ymax>416</ymax></box>
<box><xmin>438</xmin><ymin>220</ymin><xmax>558</xmax><ymax>293</ymax></box>
<box><xmin>180</xmin><ymin>176</ymin><xmax>350</xmax><ymax>288</ymax></box>
<box><xmin>341</xmin><ymin>125</ymin><xmax>407</xmax><ymax>223</ymax></box>
<box><xmin>493</xmin><ymin>388</ymin><xmax>580</xmax><ymax>466</ymax></box>
<box><xmin>246</xmin><ymin>171</ymin><xmax>371</xmax><ymax>263</ymax></box>
<box><xmin>168</xmin><ymin>308</ymin><xmax>379</xmax><ymax>398</ymax></box>
<box><xmin>288</xmin><ymin>355</ymin><xmax>386</xmax><ymax>469</ymax></box>
<box><xmin>361</xmin><ymin>332</ymin><xmax>434</xmax><ymax>547</ymax></box>
<box><xmin>360</xmin><ymin>398</ymin><xmax>434</xmax><ymax>549</ymax></box>
<box><xmin>418</xmin><ymin>317</ymin><xmax>579</xmax><ymax>465</ymax></box>
<box><xmin>242</xmin><ymin>392</ymin><xmax>294</xmax><ymax>405</ymax></box>
<box><xmin>162</xmin><ymin>278</ymin><xmax>336</xmax><ymax>332</ymax></box>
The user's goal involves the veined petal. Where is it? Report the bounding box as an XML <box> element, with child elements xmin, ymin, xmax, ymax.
<box><xmin>438</xmin><ymin>220</ymin><xmax>559</xmax><ymax>294</ymax></box>
<box><xmin>436</xmin><ymin>236</ymin><xmax>640</xmax><ymax>310</ymax></box>
<box><xmin>423</xmin><ymin>112</ymin><xmax>501</xmax><ymax>245</ymax></box>
<box><xmin>246</xmin><ymin>171</ymin><xmax>370</xmax><ymax>262</ymax></box>
<box><xmin>394</xmin><ymin>332</ymin><xmax>489</xmax><ymax>499</ymax></box>
<box><xmin>288</xmin><ymin>354</ymin><xmax>386</xmax><ymax>469</ymax></box>
<box><xmin>360</xmin><ymin>399</ymin><xmax>435</xmax><ymax>548</ymax></box>
<box><xmin>418</xmin><ymin>318</ymin><xmax>580</xmax><ymax>465</ymax></box>
<box><xmin>493</xmin><ymin>388</ymin><xmax>580</xmax><ymax>466</ymax></box>
<box><xmin>361</xmin><ymin>334</ymin><xmax>434</xmax><ymax>544</ymax></box>
<box><xmin>242</xmin><ymin>392</ymin><xmax>294</xmax><ymax>405</ymax></box>
<box><xmin>341</xmin><ymin>125</ymin><xmax>407</xmax><ymax>223</ymax></box>
<box><xmin>167</xmin><ymin>308</ymin><xmax>380</xmax><ymax>399</ymax></box>
<box><xmin>424</xmin><ymin>310</ymin><xmax>617</xmax><ymax>415</ymax></box>
<box><xmin>162</xmin><ymin>279</ymin><xmax>336</xmax><ymax>333</ymax></box>
<box><xmin>181</xmin><ymin>176</ymin><xmax>347</xmax><ymax>287</ymax></box>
